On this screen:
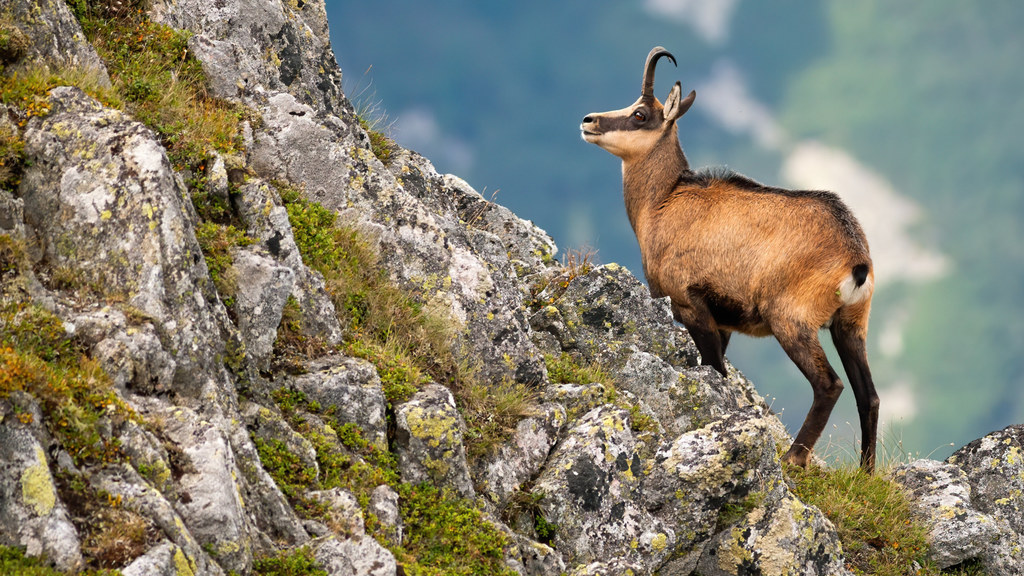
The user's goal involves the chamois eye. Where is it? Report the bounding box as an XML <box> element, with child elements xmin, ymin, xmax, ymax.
<box><xmin>633</xmin><ymin>110</ymin><xmax>647</xmax><ymax>122</ymax></box>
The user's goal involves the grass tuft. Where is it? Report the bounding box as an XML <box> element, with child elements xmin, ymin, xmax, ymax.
<box><xmin>786</xmin><ymin>462</ymin><xmax>985</xmax><ymax>576</ymax></box>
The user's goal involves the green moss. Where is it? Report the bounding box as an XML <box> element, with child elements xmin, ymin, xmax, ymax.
<box><xmin>0</xmin><ymin>545</ymin><xmax>121</xmax><ymax>575</ymax></box>
<box><xmin>252</xmin><ymin>546</ymin><xmax>327</xmax><ymax>576</ymax></box>
<box><xmin>544</xmin><ymin>352</ymin><xmax>610</xmax><ymax>386</ymax></box>
<box><xmin>0</xmin><ymin>123</ymin><xmax>24</xmax><ymax>191</ymax></box>
<box><xmin>390</xmin><ymin>484</ymin><xmax>517</xmax><ymax>576</ymax></box>
<box><xmin>193</xmin><ymin>222</ymin><xmax>255</xmax><ymax>306</ymax></box>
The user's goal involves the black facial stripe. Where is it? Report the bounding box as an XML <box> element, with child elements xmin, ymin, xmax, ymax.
<box><xmin>597</xmin><ymin>109</ymin><xmax>662</xmax><ymax>132</ymax></box>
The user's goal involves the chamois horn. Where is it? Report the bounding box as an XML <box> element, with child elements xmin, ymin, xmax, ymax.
<box><xmin>641</xmin><ymin>46</ymin><xmax>676</xmax><ymax>98</ymax></box>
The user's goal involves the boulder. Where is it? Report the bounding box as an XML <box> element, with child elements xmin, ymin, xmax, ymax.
<box><xmin>149</xmin><ymin>0</ymin><xmax>346</xmax><ymax>115</ymax></box>
<box><xmin>231</xmin><ymin>247</ymin><xmax>295</xmax><ymax>369</ymax></box>
<box><xmin>891</xmin><ymin>458</ymin><xmax>1005</xmax><ymax>570</ymax></box>
<box><xmin>394</xmin><ymin>384</ymin><xmax>475</xmax><ymax>498</ymax></box>
<box><xmin>20</xmin><ymin>86</ymin><xmax>235</xmax><ymax>402</ymax></box>
<box><xmin>533</xmin><ymin>404</ymin><xmax>671</xmax><ymax>570</ymax></box>
<box><xmin>289</xmin><ymin>355</ymin><xmax>388</xmax><ymax>450</ymax></box>
<box><xmin>475</xmin><ymin>402</ymin><xmax>566</xmax><ymax>507</ymax></box>
<box><xmin>0</xmin><ymin>394</ymin><xmax>81</xmax><ymax>571</ymax></box>
<box><xmin>0</xmin><ymin>0</ymin><xmax>109</xmax><ymax>80</ymax></box>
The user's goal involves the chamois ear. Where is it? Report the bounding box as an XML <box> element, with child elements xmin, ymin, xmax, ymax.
<box><xmin>664</xmin><ymin>82</ymin><xmax>695</xmax><ymax>124</ymax></box>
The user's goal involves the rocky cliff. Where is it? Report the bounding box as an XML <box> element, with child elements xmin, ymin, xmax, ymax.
<box><xmin>0</xmin><ymin>1</ymin><xmax>1022</xmax><ymax>575</ymax></box>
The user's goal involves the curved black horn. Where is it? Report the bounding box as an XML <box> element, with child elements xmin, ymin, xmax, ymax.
<box><xmin>641</xmin><ymin>46</ymin><xmax>677</xmax><ymax>98</ymax></box>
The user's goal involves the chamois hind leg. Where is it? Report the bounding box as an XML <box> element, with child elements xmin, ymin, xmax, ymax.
<box><xmin>830</xmin><ymin>306</ymin><xmax>879</xmax><ymax>473</ymax></box>
<box><xmin>672</xmin><ymin>300</ymin><xmax>728</xmax><ymax>376</ymax></box>
<box><xmin>776</xmin><ymin>327</ymin><xmax>844</xmax><ymax>468</ymax></box>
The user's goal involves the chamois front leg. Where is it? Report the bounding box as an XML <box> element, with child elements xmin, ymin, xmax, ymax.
<box><xmin>672</xmin><ymin>299</ymin><xmax>728</xmax><ymax>376</ymax></box>
<box><xmin>776</xmin><ymin>327</ymin><xmax>844</xmax><ymax>468</ymax></box>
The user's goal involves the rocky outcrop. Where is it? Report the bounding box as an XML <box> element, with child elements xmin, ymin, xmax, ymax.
<box><xmin>2</xmin><ymin>0</ymin><xmax>1022</xmax><ymax>575</ymax></box>
<box><xmin>893</xmin><ymin>425</ymin><xmax>1024</xmax><ymax>576</ymax></box>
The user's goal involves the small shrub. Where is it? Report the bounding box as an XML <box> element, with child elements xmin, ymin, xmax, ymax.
<box><xmin>78</xmin><ymin>10</ymin><xmax>245</xmax><ymax>164</ymax></box>
<box><xmin>0</xmin><ymin>302</ymin><xmax>135</xmax><ymax>467</ymax></box>
<box><xmin>194</xmin><ymin>222</ymin><xmax>254</xmax><ymax>306</ymax></box>
<box><xmin>459</xmin><ymin>377</ymin><xmax>538</xmax><ymax>459</ymax></box>
<box><xmin>0</xmin><ymin>124</ymin><xmax>24</xmax><ymax>191</ymax></box>
<box><xmin>253</xmin><ymin>437</ymin><xmax>318</xmax><ymax>501</ymax></box>
<box><xmin>0</xmin><ymin>19</ymin><xmax>30</xmax><ymax>65</ymax></box>
<box><xmin>252</xmin><ymin>546</ymin><xmax>327</xmax><ymax>576</ymax></box>
<box><xmin>391</xmin><ymin>483</ymin><xmax>518</xmax><ymax>576</ymax></box>
<box><xmin>544</xmin><ymin>352</ymin><xmax>610</xmax><ymax>386</ymax></box>
<box><xmin>56</xmin><ymin>472</ymin><xmax>158</xmax><ymax>570</ymax></box>
<box><xmin>0</xmin><ymin>544</ymin><xmax>121</xmax><ymax>575</ymax></box>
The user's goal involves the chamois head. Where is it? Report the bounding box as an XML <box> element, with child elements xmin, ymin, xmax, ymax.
<box><xmin>580</xmin><ymin>46</ymin><xmax>696</xmax><ymax>160</ymax></box>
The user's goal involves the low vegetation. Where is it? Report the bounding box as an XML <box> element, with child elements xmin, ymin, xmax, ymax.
<box><xmin>0</xmin><ymin>236</ymin><xmax>156</xmax><ymax>571</ymax></box>
<box><xmin>787</xmin><ymin>462</ymin><xmax>986</xmax><ymax>576</ymax></box>
<box><xmin>256</xmin><ymin>385</ymin><xmax>516</xmax><ymax>575</ymax></box>
<box><xmin>252</xmin><ymin>546</ymin><xmax>327</xmax><ymax>576</ymax></box>
<box><xmin>0</xmin><ymin>545</ymin><xmax>121</xmax><ymax>576</ymax></box>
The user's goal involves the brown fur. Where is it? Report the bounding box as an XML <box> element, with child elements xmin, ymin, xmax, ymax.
<box><xmin>581</xmin><ymin>47</ymin><xmax>880</xmax><ymax>472</ymax></box>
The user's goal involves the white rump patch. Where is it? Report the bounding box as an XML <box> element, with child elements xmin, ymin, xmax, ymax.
<box><xmin>838</xmin><ymin>273</ymin><xmax>873</xmax><ymax>305</ymax></box>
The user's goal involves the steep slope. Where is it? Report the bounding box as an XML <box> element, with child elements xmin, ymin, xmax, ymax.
<box><xmin>0</xmin><ymin>1</ymin><xmax>1022</xmax><ymax>575</ymax></box>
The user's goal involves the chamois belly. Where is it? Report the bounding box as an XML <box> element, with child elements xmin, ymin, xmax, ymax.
<box><xmin>689</xmin><ymin>284</ymin><xmax>774</xmax><ymax>337</ymax></box>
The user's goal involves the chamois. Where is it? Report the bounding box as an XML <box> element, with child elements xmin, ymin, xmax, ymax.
<box><xmin>581</xmin><ymin>47</ymin><xmax>879</xmax><ymax>472</ymax></box>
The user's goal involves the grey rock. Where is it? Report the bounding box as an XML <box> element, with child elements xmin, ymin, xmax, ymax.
<box><xmin>368</xmin><ymin>484</ymin><xmax>401</xmax><ymax>543</ymax></box>
<box><xmin>232</xmin><ymin>178</ymin><xmax>343</xmax><ymax>346</ymax></box>
<box><xmin>20</xmin><ymin>86</ymin><xmax>235</xmax><ymax>402</ymax></box>
<box><xmin>948</xmin><ymin>425</ymin><xmax>1024</xmax><ymax>534</ymax></box>
<box><xmin>533</xmin><ymin>404</ymin><xmax>674</xmax><ymax>571</ymax></box>
<box><xmin>0</xmin><ymin>395</ymin><xmax>82</xmax><ymax>571</ymax></box>
<box><xmin>531</xmin><ymin>263</ymin><xmax>699</xmax><ymax>370</ymax></box>
<box><xmin>122</xmin><ymin>540</ymin><xmax>204</xmax><ymax>576</ymax></box>
<box><xmin>696</xmin><ymin>489</ymin><xmax>851</xmax><ymax>576</ymax></box>
<box><xmin>305</xmin><ymin>488</ymin><xmax>365</xmax><ymax>537</ymax></box>
<box><xmin>442</xmin><ymin>173</ymin><xmax>556</xmax><ymax>276</ymax></box>
<box><xmin>498</xmin><ymin>523</ymin><xmax>565</xmax><ymax>576</ymax></box>
<box><xmin>311</xmin><ymin>534</ymin><xmax>397</xmax><ymax>576</ymax></box>
<box><xmin>395</xmin><ymin>383</ymin><xmax>475</xmax><ymax>498</ymax></box>
<box><xmin>290</xmin><ymin>355</ymin><xmax>388</xmax><ymax>450</ymax></box>
<box><xmin>891</xmin><ymin>459</ymin><xmax>1005</xmax><ymax>570</ymax></box>
<box><xmin>567</xmin><ymin>559</ymin><xmax>644</xmax><ymax>576</ymax></box>
<box><xmin>149</xmin><ymin>0</ymin><xmax>346</xmax><ymax>115</ymax></box>
<box><xmin>475</xmin><ymin>402</ymin><xmax>566</xmax><ymax>507</ymax></box>
<box><xmin>0</xmin><ymin>0</ymin><xmax>110</xmax><ymax>82</ymax></box>
<box><xmin>0</xmin><ymin>189</ymin><xmax>25</xmax><ymax>236</ymax></box>
<box><xmin>75</xmin><ymin>309</ymin><xmax>177</xmax><ymax>394</ymax></box>
<box><xmin>93</xmin><ymin>464</ymin><xmax>225</xmax><ymax>576</ymax></box>
<box><xmin>231</xmin><ymin>247</ymin><xmax>296</xmax><ymax>369</ymax></box>
<box><xmin>249</xmin><ymin>91</ymin><xmax>547</xmax><ymax>386</ymax></box>
<box><xmin>617</xmin><ymin>352</ymin><xmax>770</xmax><ymax>437</ymax></box>
<box><xmin>159</xmin><ymin>404</ymin><xmax>254</xmax><ymax>574</ymax></box>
